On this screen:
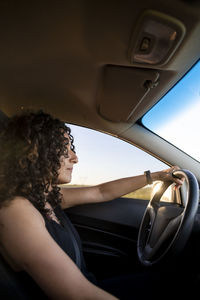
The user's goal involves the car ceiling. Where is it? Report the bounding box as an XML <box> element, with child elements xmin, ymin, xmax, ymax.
<box><xmin>0</xmin><ymin>0</ymin><xmax>200</xmax><ymax>178</ymax></box>
<box><xmin>0</xmin><ymin>0</ymin><xmax>199</xmax><ymax>122</ymax></box>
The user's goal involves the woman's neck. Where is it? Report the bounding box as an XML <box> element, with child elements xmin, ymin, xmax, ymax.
<box><xmin>45</xmin><ymin>202</ymin><xmax>60</xmax><ymax>224</ymax></box>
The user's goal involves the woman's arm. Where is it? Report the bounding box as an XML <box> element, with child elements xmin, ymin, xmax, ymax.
<box><xmin>0</xmin><ymin>198</ymin><xmax>119</xmax><ymax>300</ymax></box>
<box><xmin>60</xmin><ymin>166</ymin><xmax>183</xmax><ymax>208</ymax></box>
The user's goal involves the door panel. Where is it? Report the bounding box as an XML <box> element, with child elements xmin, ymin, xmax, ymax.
<box><xmin>66</xmin><ymin>198</ymin><xmax>148</xmax><ymax>279</ymax></box>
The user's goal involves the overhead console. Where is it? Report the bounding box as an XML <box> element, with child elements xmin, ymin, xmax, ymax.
<box><xmin>128</xmin><ymin>9</ymin><xmax>186</xmax><ymax>67</ymax></box>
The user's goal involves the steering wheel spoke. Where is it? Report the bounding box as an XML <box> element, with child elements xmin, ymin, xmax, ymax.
<box><xmin>147</xmin><ymin>213</ymin><xmax>182</xmax><ymax>259</ymax></box>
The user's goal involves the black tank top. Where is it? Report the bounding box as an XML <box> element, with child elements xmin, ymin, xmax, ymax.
<box><xmin>14</xmin><ymin>206</ymin><xmax>96</xmax><ymax>299</ymax></box>
<box><xmin>44</xmin><ymin>205</ymin><xmax>96</xmax><ymax>284</ymax></box>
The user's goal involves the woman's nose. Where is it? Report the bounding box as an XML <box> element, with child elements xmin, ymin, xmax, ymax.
<box><xmin>69</xmin><ymin>149</ymin><xmax>78</xmax><ymax>163</ymax></box>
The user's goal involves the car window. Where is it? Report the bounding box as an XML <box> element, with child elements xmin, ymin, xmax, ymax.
<box><xmin>67</xmin><ymin>124</ymin><xmax>172</xmax><ymax>201</ymax></box>
<box><xmin>142</xmin><ymin>59</ymin><xmax>200</xmax><ymax>162</ymax></box>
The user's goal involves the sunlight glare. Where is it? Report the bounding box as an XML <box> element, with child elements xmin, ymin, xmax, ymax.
<box><xmin>151</xmin><ymin>182</ymin><xmax>173</xmax><ymax>202</ymax></box>
<box><xmin>157</xmin><ymin>101</ymin><xmax>200</xmax><ymax>161</ymax></box>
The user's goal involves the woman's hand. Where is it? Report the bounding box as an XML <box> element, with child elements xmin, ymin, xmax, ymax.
<box><xmin>156</xmin><ymin>165</ymin><xmax>184</xmax><ymax>189</ymax></box>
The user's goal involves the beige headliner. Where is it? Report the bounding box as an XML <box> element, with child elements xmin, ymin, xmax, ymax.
<box><xmin>0</xmin><ymin>0</ymin><xmax>200</xmax><ymax>180</ymax></box>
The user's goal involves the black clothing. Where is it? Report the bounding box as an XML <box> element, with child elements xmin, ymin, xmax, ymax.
<box><xmin>0</xmin><ymin>205</ymin><xmax>96</xmax><ymax>300</ymax></box>
<box><xmin>44</xmin><ymin>206</ymin><xmax>97</xmax><ymax>284</ymax></box>
<box><xmin>16</xmin><ymin>206</ymin><xmax>96</xmax><ymax>298</ymax></box>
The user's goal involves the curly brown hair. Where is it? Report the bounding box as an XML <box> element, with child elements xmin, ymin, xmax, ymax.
<box><xmin>0</xmin><ymin>110</ymin><xmax>75</xmax><ymax>215</ymax></box>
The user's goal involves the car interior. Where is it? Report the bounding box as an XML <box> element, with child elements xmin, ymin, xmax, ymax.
<box><xmin>0</xmin><ymin>0</ymin><xmax>200</xmax><ymax>299</ymax></box>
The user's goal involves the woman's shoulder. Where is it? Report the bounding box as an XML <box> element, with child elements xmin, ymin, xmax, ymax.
<box><xmin>0</xmin><ymin>196</ymin><xmax>46</xmax><ymax>271</ymax></box>
<box><xmin>0</xmin><ymin>196</ymin><xmax>45</xmax><ymax>227</ymax></box>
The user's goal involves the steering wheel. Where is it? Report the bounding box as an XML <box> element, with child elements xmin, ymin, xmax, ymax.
<box><xmin>137</xmin><ymin>169</ymin><xmax>199</xmax><ymax>266</ymax></box>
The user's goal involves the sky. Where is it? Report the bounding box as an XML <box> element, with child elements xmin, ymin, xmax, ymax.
<box><xmin>68</xmin><ymin>59</ymin><xmax>200</xmax><ymax>186</ymax></box>
<box><xmin>142</xmin><ymin>59</ymin><xmax>200</xmax><ymax>132</ymax></box>
<box><xmin>142</xmin><ymin>59</ymin><xmax>200</xmax><ymax>162</ymax></box>
<box><xmin>156</xmin><ymin>100</ymin><xmax>200</xmax><ymax>161</ymax></box>
<box><xmin>68</xmin><ymin>125</ymin><xmax>167</xmax><ymax>186</ymax></box>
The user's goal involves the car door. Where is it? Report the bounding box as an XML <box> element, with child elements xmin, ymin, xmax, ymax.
<box><xmin>64</xmin><ymin>124</ymin><xmax>169</xmax><ymax>280</ymax></box>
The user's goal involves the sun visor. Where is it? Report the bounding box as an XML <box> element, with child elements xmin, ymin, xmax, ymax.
<box><xmin>97</xmin><ymin>65</ymin><xmax>159</xmax><ymax>122</ymax></box>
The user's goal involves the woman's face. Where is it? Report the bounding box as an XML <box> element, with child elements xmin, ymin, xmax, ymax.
<box><xmin>57</xmin><ymin>137</ymin><xmax>78</xmax><ymax>184</ymax></box>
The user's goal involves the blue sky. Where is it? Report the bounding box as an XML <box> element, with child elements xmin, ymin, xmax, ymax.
<box><xmin>143</xmin><ymin>59</ymin><xmax>200</xmax><ymax>131</ymax></box>
<box><xmin>142</xmin><ymin>59</ymin><xmax>200</xmax><ymax>162</ymax></box>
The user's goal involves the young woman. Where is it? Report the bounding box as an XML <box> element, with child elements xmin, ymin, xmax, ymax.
<box><xmin>0</xmin><ymin>110</ymin><xmax>183</xmax><ymax>299</ymax></box>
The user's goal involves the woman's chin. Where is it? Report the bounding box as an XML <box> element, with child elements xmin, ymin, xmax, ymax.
<box><xmin>58</xmin><ymin>177</ymin><xmax>71</xmax><ymax>185</ymax></box>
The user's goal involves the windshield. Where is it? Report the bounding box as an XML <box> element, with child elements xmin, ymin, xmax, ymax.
<box><xmin>142</xmin><ymin>60</ymin><xmax>200</xmax><ymax>162</ymax></box>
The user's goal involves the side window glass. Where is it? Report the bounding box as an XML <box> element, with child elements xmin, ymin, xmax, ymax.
<box><xmin>68</xmin><ymin>124</ymin><xmax>170</xmax><ymax>201</ymax></box>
